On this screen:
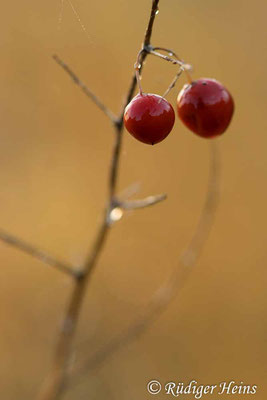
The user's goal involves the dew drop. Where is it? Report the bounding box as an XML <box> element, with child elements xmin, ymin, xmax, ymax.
<box><xmin>109</xmin><ymin>207</ymin><xmax>123</xmax><ymax>223</ymax></box>
<box><xmin>155</xmin><ymin>9</ymin><xmax>159</xmax><ymax>15</ymax></box>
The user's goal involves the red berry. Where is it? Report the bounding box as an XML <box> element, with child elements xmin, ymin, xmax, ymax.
<box><xmin>177</xmin><ymin>78</ymin><xmax>234</xmax><ymax>138</ymax></box>
<box><xmin>124</xmin><ymin>93</ymin><xmax>175</xmax><ymax>145</ymax></box>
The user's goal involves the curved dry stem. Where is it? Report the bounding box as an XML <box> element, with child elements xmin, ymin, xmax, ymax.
<box><xmin>134</xmin><ymin>45</ymin><xmax>192</xmax><ymax>100</ymax></box>
<box><xmin>134</xmin><ymin>49</ymin><xmax>146</xmax><ymax>95</ymax></box>
<box><xmin>70</xmin><ymin>141</ymin><xmax>220</xmax><ymax>386</ymax></box>
<box><xmin>149</xmin><ymin>49</ymin><xmax>184</xmax><ymax>66</ymax></box>
<box><xmin>149</xmin><ymin>48</ymin><xmax>193</xmax><ymax>83</ymax></box>
<box><xmin>153</xmin><ymin>46</ymin><xmax>180</xmax><ymax>57</ymax></box>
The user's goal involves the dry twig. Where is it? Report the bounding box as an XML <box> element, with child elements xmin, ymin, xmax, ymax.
<box><xmin>37</xmin><ymin>1</ymin><xmax>162</xmax><ymax>399</ymax></box>
<box><xmin>70</xmin><ymin>141</ymin><xmax>220</xmax><ymax>386</ymax></box>
<box><xmin>0</xmin><ymin>1</ymin><xmax>219</xmax><ymax>399</ymax></box>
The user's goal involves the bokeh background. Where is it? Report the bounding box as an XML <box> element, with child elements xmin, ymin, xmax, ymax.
<box><xmin>0</xmin><ymin>0</ymin><xmax>266</xmax><ymax>398</ymax></box>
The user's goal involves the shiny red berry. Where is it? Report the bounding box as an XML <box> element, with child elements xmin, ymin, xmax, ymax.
<box><xmin>124</xmin><ymin>93</ymin><xmax>175</xmax><ymax>145</ymax></box>
<box><xmin>177</xmin><ymin>78</ymin><xmax>234</xmax><ymax>138</ymax></box>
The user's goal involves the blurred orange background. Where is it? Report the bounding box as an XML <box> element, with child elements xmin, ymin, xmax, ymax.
<box><xmin>0</xmin><ymin>0</ymin><xmax>266</xmax><ymax>399</ymax></box>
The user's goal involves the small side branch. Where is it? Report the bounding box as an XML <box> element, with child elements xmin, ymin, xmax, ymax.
<box><xmin>53</xmin><ymin>55</ymin><xmax>118</xmax><ymax>124</ymax></box>
<box><xmin>0</xmin><ymin>229</ymin><xmax>76</xmax><ymax>278</ymax></box>
<box><xmin>150</xmin><ymin>49</ymin><xmax>182</xmax><ymax>65</ymax></box>
<box><xmin>120</xmin><ymin>193</ymin><xmax>167</xmax><ymax>210</ymax></box>
<box><xmin>149</xmin><ymin>49</ymin><xmax>190</xmax><ymax>68</ymax></box>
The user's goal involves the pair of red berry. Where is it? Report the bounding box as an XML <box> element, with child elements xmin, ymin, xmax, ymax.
<box><xmin>123</xmin><ymin>78</ymin><xmax>234</xmax><ymax>145</ymax></box>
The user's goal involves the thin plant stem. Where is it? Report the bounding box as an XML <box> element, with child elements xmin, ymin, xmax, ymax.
<box><xmin>149</xmin><ymin>48</ymin><xmax>193</xmax><ymax>83</ymax></box>
<box><xmin>150</xmin><ymin>49</ymin><xmax>184</xmax><ymax>65</ymax></box>
<box><xmin>37</xmin><ymin>1</ymin><xmax>162</xmax><ymax>399</ymax></box>
<box><xmin>70</xmin><ymin>141</ymin><xmax>221</xmax><ymax>384</ymax></box>
<box><xmin>108</xmin><ymin>128</ymin><xmax>123</xmax><ymax>201</ymax></box>
<box><xmin>161</xmin><ymin>68</ymin><xmax>183</xmax><ymax>99</ymax></box>
<box><xmin>37</xmin><ymin>214</ymin><xmax>109</xmax><ymax>400</ymax></box>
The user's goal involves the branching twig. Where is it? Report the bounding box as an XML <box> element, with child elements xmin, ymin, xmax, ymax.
<box><xmin>134</xmin><ymin>41</ymin><xmax>192</xmax><ymax>97</ymax></box>
<box><xmin>37</xmin><ymin>1</ymin><xmax>162</xmax><ymax>399</ymax></box>
<box><xmin>0</xmin><ymin>1</ymin><xmax>219</xmax><ymax>399</ymax></box>
<box><xmin>37</xmin><ymin>213</ymin><xmax>110</xmax><ymax>400</ymax></box>
<box><xmin>70</xmin><ymin>141</ymin><xmax>220</xmax><ymax>386</ymax></box>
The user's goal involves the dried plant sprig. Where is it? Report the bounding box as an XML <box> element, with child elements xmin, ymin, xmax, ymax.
<box><xmin>0</xmin><ymin>1</ymin><xmax>219</xmax><ymax>399</ymax></box>
<box><xmin>70</xmin><ymin>142</ymin><xmax>220</xmax><ymax>385</ymax></box>
<box><xmin>37</xmin><ymin>1</ymin><xmax>162</xmax><ymax>399</ymax></box>
<box><xmin>0</xmin><ymin>0</ymin><xmax>218</xmax><ymax>398</ymax></box>
<box><xmin>0</xmin><ymin>37</ymin><xmax>189</xmax><ymax>283</ymax></box>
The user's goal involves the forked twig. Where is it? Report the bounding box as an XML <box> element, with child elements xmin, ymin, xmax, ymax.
<box><xmin>0</xmin><ymin>16</ymin><xmax>184</xmax><ymax>283</ymax></box>
<box><xmin>71</xmin><ymin>141</ymin><xmax>220</xmax><ymax>386</ymax></box>
<box><xmin>0</xmin><ymin>1</ymin><xmax>219</xmax><ymax>399</ymax></box>
<box><xmin>37</xmin><ymin>1</ymin><xmax>161</xmax><ymax>399</ymax></box>
<box><xmin>134</xmin><ymin>43</ymin><xmax>192</xmax><ymax>97</ymax></box>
